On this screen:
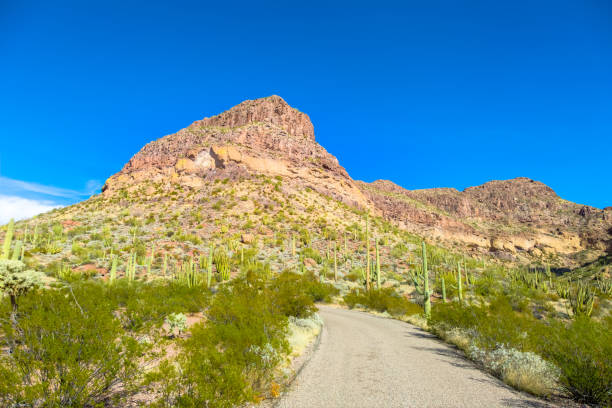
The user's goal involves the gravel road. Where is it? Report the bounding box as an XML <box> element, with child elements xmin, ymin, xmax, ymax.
<box><xmin>276</xmin><ymin>306</ymin><xmax>555</xmax><ymax>408</ymax></box>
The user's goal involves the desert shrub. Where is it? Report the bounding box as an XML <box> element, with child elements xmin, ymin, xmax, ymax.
<box><xmin>469</xmin><ymin>345</ymin><xmax>559</xmax><ymax>396</ymax></box>
<box><xmin>268</xmin><ymin>271</ymin><xmax>336</xmax><ymax>318</ymax></box>
<box><xmin>0</xmin><ymin>283</ymin><xmax>145</xmax><ymax>407</ymax></box>
<box><xmin>107</xmin><ymin>280</ymin><xmax>210</xmax><ymax>332</ymax></box>
<box><xmin>149</xmin><ymin>275</ymin><xmax>290</xmax><ymax>407</ymax></box>
<box><xmin>540</xmin><ymin>316</ymin><xmax>612</xmax><ymax>405</ymax></box>
<box><xmin>431</xmin><ymin>296</ymin><xmax>612</xmax><ymax>403</ymax></box>
<box><xmin>165</xmin><ymin>312</ymin><xmax>187</xmax><ymax>337</ymax></box>
<box><xmin>344</xmin><ymin>267</ymin><xmax>363</xmax><ymax>282</ymax></box>
<box><xmin>300</xmin><ymin>247</ymin><xmax>322</xmax><ymax>264</ymax></box>
<box><xmin>344</xmin><ymin>288</ymin><xmax>422</xmax><ymax>316</ymax></box>
<box><xmin>430</xmin><ymin>296</ymin><xmax>542</xmax><ymax>352</ymax></box>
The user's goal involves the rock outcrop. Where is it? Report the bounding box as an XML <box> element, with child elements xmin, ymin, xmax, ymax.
<box><xmin>358</xmin><ymin>178</ymin><xmax>612</xmax><ymax>265</ymax></box>
<box><xmin>103</xmin><ymin>95</ymin><xmax>370</xmax><ymax>209</ymax></box>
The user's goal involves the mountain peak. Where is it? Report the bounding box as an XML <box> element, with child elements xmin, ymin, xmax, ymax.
<box><xmin>195</xmin><ymin>95</ymin><xmax>315</xmax><ymax>140</ymax></box>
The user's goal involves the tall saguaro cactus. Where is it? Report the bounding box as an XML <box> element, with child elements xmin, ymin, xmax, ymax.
<box><xmin>421</xmin><ymin>241</ymin><xmax>432</xmax><ymax>318</ymax></box>
<box><xmin>457</xmin><ymin>261</ymin><xmax>463</xmax><ymax>303</ymax></box>
<box><xmin>376</xmin><ymin>238</ymin><xmax>381</xmax><ymax>289</ymax></box>
<box><xmin>2</xmin><ymin>219</ymin><xmax>15</xmax><ymax>260</ymax></box>
<box><xmin>333</xmin><ymin>244</ymin><xmax>338</xmax><ymax>281</ymax></box>
<box><xmin>441</xmin><ymin>276</ymin><xmax>447</xmax><ymax>303</ymax></box>
<box><xmin>365</xmin><ymin>213</ymin><xmax>371</xmax><ymax>290</ymax></box>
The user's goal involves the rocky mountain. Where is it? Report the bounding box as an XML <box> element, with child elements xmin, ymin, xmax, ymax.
<box><xmin>359</xmin><ymin>178</ymin><xmax>612</xmax><ymax>266</ymax></box>
<box><xmin>103</xmin><ymin>95</ymin><xmax>369</xmax><ymax>209</ymax></box>
<box><xmin>99</xmin><ymin>95</ymin><xmax>611</xmax><ymax>267</ymax></box>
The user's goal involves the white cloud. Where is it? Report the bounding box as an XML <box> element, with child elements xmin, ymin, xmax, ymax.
<box><xmin>0</xmin><ymin>195</ymin><xmax>62</xmax><ymax>224</ymax></box>
<box><xmin>0</xmin><ymin>176</ymin><xmax>87</xmax><ymax>199</ymax></box>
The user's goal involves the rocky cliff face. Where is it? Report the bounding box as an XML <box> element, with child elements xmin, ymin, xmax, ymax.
<box><xmin>102</xmin><ymin>95</ymin><xmax>611</xmax><ymax>266</ymax></box>
<box><xmin>359</xmin><ymin>178</ymin><xmax>612</xmax><ymax>265</ymax></box>
<box><xmin>103</xmin><ymin>95</ymin><xmax>369</xmax><ymax>209</ymax></box>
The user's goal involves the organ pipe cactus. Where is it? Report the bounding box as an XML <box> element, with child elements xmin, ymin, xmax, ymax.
<box><xmin>214</xmin><ymin>248</ymin><xmax>230</xmax><ymax>281</ymax></box>
<box><xmin>555</xmin><ymin>281</ymin><xmax>570</xmax><ymax>299</ymax></box>
<box><xmin>570</xmin><ymin>284</ymin><xmax>595</xmax><ymax>318</ymax></box>
<box><xmin>2</xmin><ymin>219</ymin><xmax>15</xmax><ymax>260</ymax></box>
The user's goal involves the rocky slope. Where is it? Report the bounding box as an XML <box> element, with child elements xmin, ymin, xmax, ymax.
<box><xmin>358</xmin><ymin>178</ymin><xmax>612</xmax><ymax>265</ymax></box>
<box><xmin>99</xmin><ymin>95</ymin><xmax>611</xmax><ymax>266</ymax></box>
<box><xmin>103</xmin><ymin>95</ymin><xmax>369</xmax><ymax>209</ymax></box>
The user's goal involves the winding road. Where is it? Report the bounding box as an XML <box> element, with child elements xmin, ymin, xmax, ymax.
<box><xmin>276</xmin><ymin>306</ymin><xmax>555</xmax><ymax>408</ymax></box>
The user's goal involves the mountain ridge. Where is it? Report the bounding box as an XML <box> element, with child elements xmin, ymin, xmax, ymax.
<box><xmin>94</xmin><ymin>95</ymin><xmax>610</xmax><ymax>265</ymax></box>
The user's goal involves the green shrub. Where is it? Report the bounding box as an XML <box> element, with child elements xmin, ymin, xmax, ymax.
<box><xmin>0</xmin><ymin>283</ymin><xmax>145</xmax><ymax>407</ymax></box>
<box><xmin>148</xmin><ymin>275</ymin><xmax>290</xmax><ymax>407</ymax></box>
<box><xmin>344</xmin><ymin>288</ymin><xmax>422</xmax><ymax>316</ymax></box>
<box><xmin>430</xmin><ymin>296</ymin><xmax>612</xmax><ymax>404</ymax></box>
<box><xmin>300</xmin><ymin>247</ymin><xmax>322</xmax><ymax>264</ymax></box>
<box><xmin>107</xmin><ymin>280</ymin><xmax>210</xmax><ymax>333</ymax></box>
<box><xmin>269</xmin><ymin>271</ymin><xmax>337</xmax><ymax>318</ymax></box>
<box><xmin>541</xmin><ymin>316</ymin><xmax>612</xmax><ymax>405</ymax></box>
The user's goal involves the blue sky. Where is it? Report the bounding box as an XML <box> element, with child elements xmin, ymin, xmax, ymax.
<box><xmin>1</xmin><ymin>1</ymin><xmax>611</xmax><ymax>222</ymax></box>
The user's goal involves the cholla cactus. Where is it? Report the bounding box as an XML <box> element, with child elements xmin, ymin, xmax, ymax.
<box><xmin>165</xmin><ymin>312</ymin><xmax>187</xmax><ymax>337</ymax></box>
<box><xmin>0</xmin><ymin>259</ymin><xmax>45</xmax><ymax>312</ymax></box>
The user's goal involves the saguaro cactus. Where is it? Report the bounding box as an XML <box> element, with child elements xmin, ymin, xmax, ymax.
<box><xmin>421</xmin><ymin>241</ymin><xmax>432</xmax><ymax>318</ymax></box>
<box><xmin>457</xmin><ymin>261</ymin><xmax>463</xmax><ymax>303</ymax></box>
<box><xmin>207</xmin><ymin>244</ymin><xmax>213</xmax><ymax>287</ymax></box>
<box><xmin>411</xmin><ymin>241</ymin><xmax>432</xmax><ymax>318</ymax></box>
<box><xmin>333</xmin><ymin>244</ymin><xmax>338</xmax><ymax>281</ymax></box>
<box><xmin>365</xmin><ymin>213</ymin><xmax>371</xmax><ymax>290</ymax></box>
<box><xmin>376</xmin><ymin>238</ymin><xmax>381</xmax><ymax>289</ymax></box>
<box><xmin>109</xmin><ymin>256</ymin><xmax>117</xmax><ymax>283</ymax></box>
<box><xmin>2</xmin><ymin>219</ymin><xmax>15</xmax><ymax>260</ymax></box>
<box><xmin>441</xmin><ymin>276</ymin><xmax>447</xmax><ymax>303</ymax></box>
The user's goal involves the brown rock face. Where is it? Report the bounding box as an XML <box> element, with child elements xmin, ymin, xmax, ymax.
<box><xmin>195</xmin><ymin>95</ymin><xmax>315</xmax><ymax>140</ymax></box>
<box><xmin>103</xmin><ymin>95</ymin><xmax>369</xmax><ymax>209</ymax></box>
<box><xmin>359</xmin><ymin>178</ymin><xmax>612</xmax><ymax>265</ymax></box>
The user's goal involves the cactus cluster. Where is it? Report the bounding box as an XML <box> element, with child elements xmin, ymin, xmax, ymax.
<box><xmin>213</xmin><ymin>248</ymin><xmax>231</xmax><ymax>281</ymax></box>
<box><xmin>569</xmin><ymin>283</ymin><xmax>595</xmax><ymax>317</ymax></box>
